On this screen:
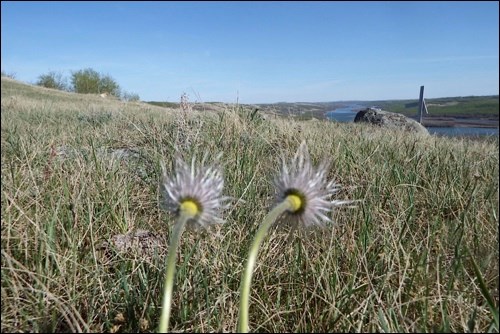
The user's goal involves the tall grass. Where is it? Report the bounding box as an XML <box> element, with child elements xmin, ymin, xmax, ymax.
<box><xmin>1</xmin><ymin>78</ymin><xmax>498</xmax><ymax>332</ymax></box>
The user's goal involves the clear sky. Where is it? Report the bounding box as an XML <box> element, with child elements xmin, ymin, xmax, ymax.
<box><xmin>1</xmin><ymin>1</ymin><xmax>499</xmax><ymax>104</ymax></box>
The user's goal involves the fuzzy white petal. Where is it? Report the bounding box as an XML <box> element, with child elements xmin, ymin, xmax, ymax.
<box><xmin>161</xmin><ymin>154</ymin><xmax>229</xmax><ymax>228</ymax></box>
<box><xmin>274</xmin><ymin>141</ymin><xmax>354</xmax><ymax>227</ymax></box>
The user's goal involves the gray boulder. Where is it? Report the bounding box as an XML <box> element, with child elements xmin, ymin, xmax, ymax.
<box><xmin>354</xmin><ymin>108</ymin><xmax>429</xmax><ymax>135</ymax></box>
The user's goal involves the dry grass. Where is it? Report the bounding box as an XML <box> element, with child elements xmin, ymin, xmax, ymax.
<box><xmin>1</xmin><ymin>77</ymin><xmax>498</xmax><ymax>332</ymax></box>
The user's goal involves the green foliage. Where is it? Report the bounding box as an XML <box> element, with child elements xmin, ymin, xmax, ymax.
<box><xmin>371</xmin><ymin>96</ymin><xmax>499</xmax><ymax>117</ymax></box>
<box><xmin>70</xmin><ymin>68</ymin><xmax>120</xmax><ymax>97</ymax></box>
<box><xmin>99</xmin><ymin>74</ymin><xmax>121</xmax><ymax>97</ymax></box>
<box><xmin>71</xmin><ymin>68</ymin><xmax>100</xmax><ymax>94</ymax></box>
<box><xmin>36</xmin><ymin>71</ymin><xmax>68</xmax><ymax>91</ymax></box>
<box><xmin>146</xmin><ymin>101</ymin><xmax>180</xmax><ymax>108</ymax></box>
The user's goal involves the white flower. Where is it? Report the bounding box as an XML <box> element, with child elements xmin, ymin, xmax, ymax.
<box><xmin>274</xmin><ymin>141</ymin><xmax>353</xmax><ymax>227</ymax></box>
<box><xmin>161</xmin><ymin>153</ymin><xmax>229</xmax><ymax>228</ymax></box>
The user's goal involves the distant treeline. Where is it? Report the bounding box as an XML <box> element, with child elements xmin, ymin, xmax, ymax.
<box><xmin>1</xmin><ymin>68</ymin><xmax>141</xmax><ymax>102</ymax></box>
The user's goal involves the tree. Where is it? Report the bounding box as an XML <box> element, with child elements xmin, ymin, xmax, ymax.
<box><xmin>36</xmin><ymin>71</ymin><xmax>67</xmax><ymax>90</ymax></box>
<box><xmin>70</xmin><ymin>68</ymin><xmax>120</xmax><ymax>97</ymax></box>
<box><xmin>121</xmin><ymin>91</ymin><xmax>140</xmax><ymax>102</ymax></box>
<box><xmin>98</xmin><ymin>74</ymin><xmax>120</xmax><ymax>97</ymax></box>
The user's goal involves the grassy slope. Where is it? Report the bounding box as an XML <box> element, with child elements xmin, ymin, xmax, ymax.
<box><xmin>1</xmin><ymin>77</ymin><xmax>499</xmax><ymax>333</ymax></box>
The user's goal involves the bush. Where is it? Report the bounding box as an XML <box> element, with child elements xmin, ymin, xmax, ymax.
<box><xmin>98</xmin><ymin>74</ymin><xmax>121</xmax><ymax>97</ymax></box>
<box><xmin>36</xmin><ymin>71</ymin><xmax>67</xmax><ymax>90</ymax></box>
<box><xmin>70</xmin><ymin>68</ymin><xmax>120</xmax><ymax>97</ymax></box>
<box><xmin>122</xmin><ymin>91</ymin><xmax>140</xmax><ymax>102</ymax></box>
<box><xmin>1</xmin><ymin>70</ymin><xmax>16</xmax><ymax>79</ymax></box>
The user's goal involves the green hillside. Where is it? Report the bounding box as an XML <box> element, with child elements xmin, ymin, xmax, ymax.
<box><xmin>369</xmin><ymin>95</ymin><xmax>499</xmax><ymax>117</ymax></box>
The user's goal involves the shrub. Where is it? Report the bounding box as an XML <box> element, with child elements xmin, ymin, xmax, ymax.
<box><xmin>36</xmin><ymin>71</ymin><xmax>68</xmax><ymax>91</ymax></box>
<box><xmin>122</xmin><ymin>91</ymin><xmax>141</xmax><ymax>102</ymax></box>
<box><xmin>70</xmin><ymin>68</ymin><xmax>120</xmax><ymax>97</ymax></box>
<box><xmin>1</xmin><ymin>70</ymin><xmax>16</xmax><ymax>79</ymax></box>
<box><xmin>98</xmin><ymin>73</ymin><xmax>121</xmax><ymax>97</ymax></box>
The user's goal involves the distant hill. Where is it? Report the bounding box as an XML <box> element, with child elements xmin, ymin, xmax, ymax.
<box><xmin>367</xmin><ymin>95</ymin><xmax>499</xmax><ymax>118</ymax></box>
<box><xmin>251</xmin><ymin>96</ymin><xmax>499</xmax><ymax>120</ymax></box>
<box><xmin>3</xmin><ymin>75</ymin><xmax>497</xmax><ymax>120</ymax></box>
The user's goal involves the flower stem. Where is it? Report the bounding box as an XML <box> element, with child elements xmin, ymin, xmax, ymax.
<box><xmin>237</xmin><ymin>199</ymin><xmax>293</xmax><ymax>333</ymax></box>
<box><xmin>158</xmin><ymin>213</ymin><xmax>189</xmax><ymax>333</ymax></box>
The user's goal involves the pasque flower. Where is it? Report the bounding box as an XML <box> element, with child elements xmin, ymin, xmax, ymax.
<box><xmin>159</xmin><ymin>152</ymin><xmax>228</xmax><ymax>333</ymax></box>
<box><xmin>161</xmin><ymin>152</ymin><xmax>230</xmax><ymax>228</ymax></box>
<box><xmin>273</xmin><ymin>140</ymin><xmax>354</xmax><ymax>227</ymax></box>
<box><xmin>238</xmin><ymin>141</ymin><xmax>354</xmax><ymax>333</ymax></box>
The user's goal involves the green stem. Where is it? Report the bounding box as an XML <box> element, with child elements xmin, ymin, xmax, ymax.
<box><xmin>237</xmin><ymin>200</ymin><xmax>293</xmax><ymax>333</ymax></box>
<box><xmin>158</xmin><ymin>214</ymin><xmax>189</xmax><ymax>333</ymax></box>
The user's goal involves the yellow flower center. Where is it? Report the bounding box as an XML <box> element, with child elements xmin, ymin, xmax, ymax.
<box><xmin>180</xmin><ymin>200</ymin><xmax>200</xmax><ymax>218</ymax></box>
<box><xmin>286</xmin><ymin>194</ymin><xmax>303</xmax><ymax>213</ymax></box>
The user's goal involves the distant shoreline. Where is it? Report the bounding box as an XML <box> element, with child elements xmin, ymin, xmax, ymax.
<box><xmin>326</xmin><ymin>109</ymin><xmax>499</xmax><ymax>128</ymax></box>
<box><xmin>418</xmin><ymin>115</ymin><xmax>499</xmax><ymax>128</ymax></box>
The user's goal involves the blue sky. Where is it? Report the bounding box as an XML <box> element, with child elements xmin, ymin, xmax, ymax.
<box><xmin>1</xmin><ymin>1</ymin><xmax>498</xmax><ymax>103</ymax></box>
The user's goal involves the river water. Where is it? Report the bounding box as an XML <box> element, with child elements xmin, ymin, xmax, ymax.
<box><xmin>326</xmin><ymin>107</ymin><xmax>499</xmax><ymax>137</ymax></box>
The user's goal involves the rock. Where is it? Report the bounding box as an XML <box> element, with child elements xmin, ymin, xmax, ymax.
<box><xmin>354</xmin><ymin>108</ymin><xmax>429</xmax><ymax>135</ymax></box>
<box><xmin>96</xmin><ymin>229</ymin><xmax>167</xmax><ymax>264</ymax></box>
<box><xmin>110</xmin><ymin>229</ymin><xmax>163</xmax><ymax>254</ymax></box>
